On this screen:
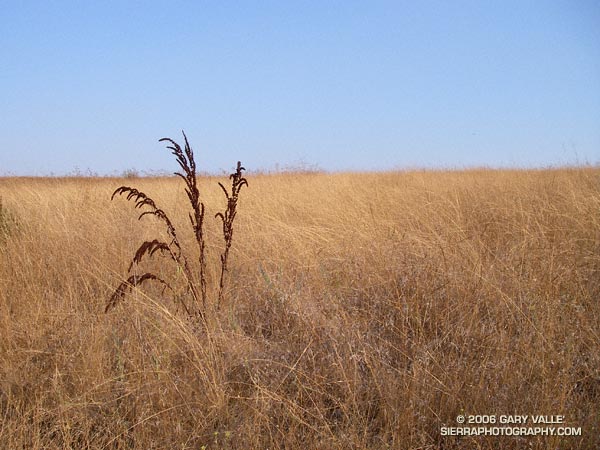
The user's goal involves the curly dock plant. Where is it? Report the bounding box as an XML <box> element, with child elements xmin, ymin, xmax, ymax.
<box><xmin>106</xmin><ymin>132</ymin><xmax>247</xmax><ymax>321</ymax></box>
<box><xmin>216</xmin><ymin>161</ymin><xmax>248</xmax><ymax>309</ymax></box>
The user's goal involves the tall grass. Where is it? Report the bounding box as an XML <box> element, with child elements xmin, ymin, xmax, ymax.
<box><xmin>0</xmin><ymin>196</ymin><xmax>19</xmax><ymax>243</ymax></box>
<box><xmin>0</xmin><ymin>167</ymin><xmax>598</xmax><ymax>449</ymax></box>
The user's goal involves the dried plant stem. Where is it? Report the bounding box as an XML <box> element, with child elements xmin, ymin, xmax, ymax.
<box><xmin>216</xmin><ymin>162</ymin><xmax>248</xmax><ymax>308</ymax></box>
<box><xmin>159</xmin><ymin>133</ymin><xmax>208</xmax><ymax>310</ymax></box>
<box><xmin>107</xmin><ymin>131</ymin><xmax>247</xmax><ymax>322</ymax></box>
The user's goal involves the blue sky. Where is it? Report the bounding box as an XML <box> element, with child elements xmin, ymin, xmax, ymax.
<box><xmin>1</xmin><ymin>1</ymin><xmax>599</xmax><ymax>175</ymax></box>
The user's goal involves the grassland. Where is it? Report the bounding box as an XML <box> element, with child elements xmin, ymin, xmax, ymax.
<box><xmin>0</xmin><ymin>167</ymin><xmax>598</xmax><ymax>449</ymax></box>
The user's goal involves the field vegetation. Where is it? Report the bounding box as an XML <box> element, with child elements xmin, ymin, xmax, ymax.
<box><xmin>0</xmin><ymin>165</ymin><xmax>598</xmax><ymax>449</ymax></box>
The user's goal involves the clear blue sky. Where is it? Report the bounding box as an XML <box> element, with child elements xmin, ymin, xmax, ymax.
<box><xmin>1</xmin><ymin>1</ymin><xmax>599</xmax><ymax>175</ymax></box>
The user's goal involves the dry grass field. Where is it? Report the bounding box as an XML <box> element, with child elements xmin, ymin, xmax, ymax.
<box><xmin>0</xmin><ymin>167</ymin><xmax>599</xmax><ymax>449</ymax></box>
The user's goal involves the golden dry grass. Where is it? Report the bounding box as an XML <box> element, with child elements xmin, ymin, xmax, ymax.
<box><xmin>0</xmin><ymin>168</ymin><xmax>599</xmax><ymax>449</ymax></box>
